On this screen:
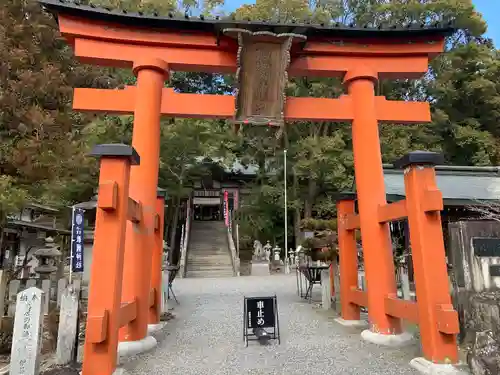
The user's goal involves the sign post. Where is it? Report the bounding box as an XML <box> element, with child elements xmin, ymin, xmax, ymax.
<box><xmin>69</xmin><ymin>207</ymin><xmax>85</xmax><ymax>283</ymax></box>
<box><xmin>243</xmin><ymin>295</ymin><xmax>280</xmax><ymax>346</ymax></box>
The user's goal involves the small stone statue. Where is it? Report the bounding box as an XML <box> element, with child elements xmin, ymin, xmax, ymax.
<box><xmin>263</xmin><ymin>241</ymin><xmax>272</xmax><ymax>261</ymax></box>
<box><xmin>253</xmin><ymin>240</ymin><xmax>263</xmax><ymax>261</ymax></box>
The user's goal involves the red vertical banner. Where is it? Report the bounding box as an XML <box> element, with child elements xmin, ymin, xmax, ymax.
<box><xmin>224</xmin><ymin>190</ymin><xmax>229</xmax><ymax>227</ymax></box>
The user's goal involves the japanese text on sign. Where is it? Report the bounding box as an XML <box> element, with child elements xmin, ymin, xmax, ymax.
<box><xmin>71</xmin><ymin>208</ymin><xmax>85</xmax><ymax>272</ymax></box>
<box><xmin>256</xmin><ymin>300</ymin><xmax>265</xmax><ymax>326</ymax></box>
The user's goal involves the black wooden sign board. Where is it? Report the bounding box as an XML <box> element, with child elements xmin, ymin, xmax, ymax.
<box><xmin>490</xmin><ymin>264</ymin><xmax>500</xmax><ymax>277</ymax></box>
<box><xmin>472</xmin><ymin>237</ymin><xmax>500</xmax><ymax>258</ymax></box>
<box><xmin>243</xmin><ymin>295</ymin><xmax>280</xmax><ymax>346</ymax></box>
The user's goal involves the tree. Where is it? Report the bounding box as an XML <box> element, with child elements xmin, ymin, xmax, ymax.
<box><xmin>18</xmin><ymin>0</ymin><xmax>496</xmax><ymax>256</ymax></box>
<box><xmin>0</xmin><ymin>0</ymin><xmax>120</xmax><ymax>211</ymax></box>
<box><xmin>430</xmin><ymin>43</ymin><xmax>500</xmax><ymax>166</ymax></box>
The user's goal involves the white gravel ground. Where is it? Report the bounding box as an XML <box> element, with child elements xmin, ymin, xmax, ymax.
<box><xmin>121</xmin><ymin>274</ymin><xmax>421</xmax><ymax>375</ymax></box>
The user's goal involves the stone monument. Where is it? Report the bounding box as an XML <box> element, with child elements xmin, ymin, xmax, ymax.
<box><xmin>10</xmin><ymin>287</ymin><xmax>45</xmax><ymax>375</ymax></box>
<box><xmin>56</xmin><ymin>288</ymin><xmax>79</xmax><ymax>365</ymax></box>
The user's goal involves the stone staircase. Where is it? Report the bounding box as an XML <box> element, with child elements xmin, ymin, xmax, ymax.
<box><xmin>186</xmin><ymin>220</ymin><xmax>235</xmax><ymax>278</ymax></box>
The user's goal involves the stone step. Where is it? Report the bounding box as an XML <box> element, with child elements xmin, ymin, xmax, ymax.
<box><xmin>187</xmin><ymin>262</ymin><xmax>232</xmax><ymax>266</ymax></box>
<box><xmin>189</xmin><ymin>250</ymin><xmax>228</xmax><ymax>253</ymax></box>
<box><xmin>186</xmin><ymin>271</ymin><xmax>234</xmax><ymax>278</ymax></box>
<box><xmin>187</xmin><ymin>267</ymin><xmax>233</xmax><ymax>272</ymax></box>
<box><xmin>189</xmin><ymin>244</ymin><xmax>227</xmax><ymax>247</ymax></box>
<box><xmin>187</xmin><ymin>263</ymin><xmax>232</xmax><ymax>267</ymax></box>
<box><xmin>190</xmin><ymin>244</ymin><xmax>226</xmax><ymax>247</ymax></box>
<box><xmin>186</xmin><ymin>221</ymin><xmax>233</xmax><ymax>278</ymax></box>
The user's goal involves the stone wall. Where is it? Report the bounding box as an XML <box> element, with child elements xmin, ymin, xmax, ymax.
<box><xmin>465</xmin><ymin>291</ymin><xmax>500</xmax><ymax>375</ymax></box>
<box><xmin>448</xmin><ymin>221</ymin><xmax>500</xmax><ymax>374</ymax></box>
<box><xmin>240</xmin><ymin>261</ymin><xmax>252</xmax><ymax>276</ymax></box>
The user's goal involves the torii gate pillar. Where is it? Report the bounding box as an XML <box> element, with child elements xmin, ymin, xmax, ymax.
<box><xmin>119</xmin><ymin>58</ymin><xmax>168</xmax><ymax>348</ymax></box>
<box><xmin>345</xmin><ymin>70</ymin><xmax>403</xmax><ymax>338</ymax></box>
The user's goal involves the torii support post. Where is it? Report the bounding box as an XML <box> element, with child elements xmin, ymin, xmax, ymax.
<box><xmin>83</xmin><ymin>144</ymin><xmax>139</xmax><ymax>375</ymax></box>
<box><xmin>148</xmin><ymin>190</ymin><xmax>166</xmax><ymax>327</ymax></box>
<box><xmin>335</xmin><ymin>198</ymin><xmax>368</xmax><ymax>327</ymax></box>
<box><xmin>343</xmin><ymin>69</ymin><xmax>405</xmax><ymax>342</ymax></box>
<box><xmin>120</xmin><ymin>58</ymin><xmax>167</xmax><ymax>345</ymax></box>
<box><xmin>396</xmin><ymin>152</ymin><xmax>459</xmax><ymax>365</ymax></box>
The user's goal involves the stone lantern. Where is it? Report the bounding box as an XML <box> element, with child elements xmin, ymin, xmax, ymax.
<box><xmin>33</xmin><ymin>237</ymin><xmax>61</xmax><ymax>278</ymax></box>
<box><xmin>288</xmin><ymin>249</ymin><xmax>295</xmax><ymax>268</ymax></box>
<box><xmin>297</xmin><ymin>245</ymin><xmax>306</xmax><ymax>265</ymax></box>
<box><xmin>273</xmin><ymin>245</ymin><xmax>281</xmax><ymax>262</ymax></box>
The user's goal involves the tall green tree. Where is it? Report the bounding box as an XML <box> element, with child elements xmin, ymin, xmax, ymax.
<box><xmin>0</xmin><ymin>0</ymin><xmax>119</xmax><ymax>214</ymax></box>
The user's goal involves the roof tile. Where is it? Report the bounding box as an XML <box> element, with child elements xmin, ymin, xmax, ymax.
<box><xmin>39</xmin><ymin>0</ymin><xmax>457</xmax><ymax>38</ymax></box>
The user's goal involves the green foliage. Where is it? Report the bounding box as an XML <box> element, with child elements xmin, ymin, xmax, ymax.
<box><xmin>300</xmin><ymin>218</ymin><xmax>337</xmax><ymax>231</ymax></box>
<box><xmin>0</xmin><ymin>175</ymin><xmax>29</xmax><ymax>223</ymax></box>
<box><xmin>0</xmin><ymin>0</ymin><xmax>120</xmax><ymax>213</ymax></box>
<box><xmin>1</xmin><ymin>0</ymin><xmax>498</xmax><ymax>255</ymax></box>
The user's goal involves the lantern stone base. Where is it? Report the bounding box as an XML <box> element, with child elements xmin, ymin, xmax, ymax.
<box><xmin>117</xmin><ymin>335</ymin><xmax>157</xmax><ymax>363</ymax></box>
<box><xmin>409</xmin><ymin>357</ymin><xmax>470</xmax><ymax>375</ymax></box>
<box><xmin>361</xmin><ymin>329</ymin><xmax>414</xmax><ymax>347</ymax></box>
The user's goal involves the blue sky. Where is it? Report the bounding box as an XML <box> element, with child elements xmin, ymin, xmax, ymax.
<box><xmin>474</xmin><ymin>0</ymin><xmax>499</xmax><ymax>44</ymax></box>
<box><xmin>223</xmin><ymin>0</ymin><xmax>499</xmax><ymax>45</ymax></box>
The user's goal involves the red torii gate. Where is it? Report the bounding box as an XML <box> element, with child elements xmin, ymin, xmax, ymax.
<box><xmin>39</xmin><ymin>1</ymin><xmax>460</xmax><ymax>373</ymax></box>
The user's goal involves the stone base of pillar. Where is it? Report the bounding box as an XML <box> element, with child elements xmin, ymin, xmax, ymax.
<box><xmin>409</xmin><ymin>357</ymin><xmax>470</xmax><ymax>375</ymax></box>
<box><xmin>82</xmin><ymin>367</ymin><xmax>129</xmax><ymax>375</ymax></box>
<box><xmin>334</xmin><ymin>317</ymin><xmax>369</xmax><ymax>328</ymax></box>
<box><xmin>117</xmin><ymin>335</ymin><xmax>157</xmax><ymax>364</ymax></box>
<box><xmin>147</xmin><ymin>322</ymin><xmax>166</xmax><ymax>334</ymax></box>
<box><xmin>361</xmin><ymin>329</ymin><xmax>414</xmax><ymax>347</ymax></box>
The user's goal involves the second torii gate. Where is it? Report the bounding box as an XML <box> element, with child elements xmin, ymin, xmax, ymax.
<box><xmin>39</xmin><ymin>0</ymin><xmax>460</xmax><ymax>373</ymax></box>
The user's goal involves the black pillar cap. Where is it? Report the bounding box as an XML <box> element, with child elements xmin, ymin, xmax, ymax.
<box><xmin>89</xmin><ymin>144</ymin><xmax>140</xmax><ymax>165</ymax></box>
<box><xmin>157</xmin><ymin>187</ymin><xmax>167</xmax><ymax>198</ymax></box>
<box><xmin>393</xmin><ymin>151</ymin><xmax>444</xmax><ymax>170</ymax></box>
<box><xmin>334</xmin><ymin>191</ymin><xmax>357</xmax><ymax>201</ymax></box>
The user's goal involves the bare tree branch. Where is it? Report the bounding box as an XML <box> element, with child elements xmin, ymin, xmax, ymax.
<box><xmin>466</xmin><ymin>200</ymin><xmax>500</xmax><ymax>222</ymax></box>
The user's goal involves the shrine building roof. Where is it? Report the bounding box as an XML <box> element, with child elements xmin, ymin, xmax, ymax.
<box><xmin>39</xmin><ymin>0</ymin><xmax>456</xmax><ymax>40</ymax></box>
<box><xmin>341</xmin><ymin>165</ymin><xmax>500</xmax><ymax>207</ymax></box>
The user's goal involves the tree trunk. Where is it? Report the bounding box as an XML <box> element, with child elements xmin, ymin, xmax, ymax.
<box><xmin>304</xmin><ymin>126</ymin><xmax>319</xmax><ymax>219</ymax></box>
<box><xmin>293</xmin><ymin>173</ymin><xmax>301</xmax><ymax>243</ymax></box>
<box><xmin>283</xmin><ymin>126</ymin><xmax>301</xmax><ymax>245</ymax></box>
<box><xmin>168</xmin><ymin>196</ymin><xmax>181</xmax><ymax>264</ymax></box>
<box><xmin>304</xmin><ymin>177</ymin><xmax>316</xmax><ymax>218</ymax></box>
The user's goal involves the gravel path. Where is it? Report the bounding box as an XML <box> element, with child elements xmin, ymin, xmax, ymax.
<box><xmin>121</xmin><ymin>275</ymin><xmax>420</xmax><ymax>375</ymax></box>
